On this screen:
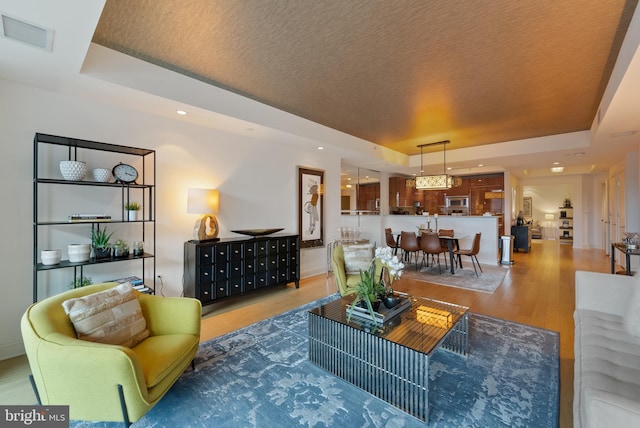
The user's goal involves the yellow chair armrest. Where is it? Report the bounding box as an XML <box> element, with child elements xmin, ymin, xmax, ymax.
<box><xmin>138</xmin><ymin>294</ymin><xmax>202</xmax><ymax>337</ymax></box>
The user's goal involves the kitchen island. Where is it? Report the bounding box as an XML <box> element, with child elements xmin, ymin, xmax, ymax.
<box><xmin>384</xmin><ymin>215</ymin><xmax>500</xmax><ymax>266</ymax></box>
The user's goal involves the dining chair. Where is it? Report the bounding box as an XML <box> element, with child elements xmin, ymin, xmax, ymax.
<box><xmin>385</xmin><ymin>228</ymin><xmax>400</xmax><ymax>255</ymax></box>
<box><xmin>438</xmin><ymin>229</ymin><xmax>458</xmax><ymax>267</ymax></box>
<box><xmin>454</xmin><ymin>232</ymin><xmax>483</xmax><ymax>276</ymax></box>
<box><xmin>419</xmin><ymin>232</ymin><xmax>445</xmax><ymax>273</ymax></box>
<box><xmin>400</xmin><ymin>231</ymin><xmax>420</xmax><ymax>269</ymax></box>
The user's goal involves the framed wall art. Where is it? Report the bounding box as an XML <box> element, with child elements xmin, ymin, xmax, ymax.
<box><xmin>298</xmin><ymin>167</ymin><xmax>324</xmax><ymax>248</ymax></box>
<box><xmin>523</xmin><ymin>196</ymin><xmax>532</xmax><ymax>218</ymax></box>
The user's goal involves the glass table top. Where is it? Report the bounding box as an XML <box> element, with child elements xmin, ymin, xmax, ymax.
<box><xmin>309</xmin><ymin>293</ymin><xmax>469</xmax><ymax>355</ymax></box>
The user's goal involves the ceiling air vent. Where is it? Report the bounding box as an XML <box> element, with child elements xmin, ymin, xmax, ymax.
<box><xmin>0</xmin><ymin>13</ymin><xmax>53</xmax><ymax>51</ymax></box>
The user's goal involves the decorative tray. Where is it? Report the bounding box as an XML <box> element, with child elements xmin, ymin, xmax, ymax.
<box><xmin>347</xmin><ymin>296</ymin><xmax>412</xmax><ymax>324</ymax></box>
<box><xmin>231</xmin><ymin>228</ymin><xmax>284</xmax><ymax>237</ymax></box>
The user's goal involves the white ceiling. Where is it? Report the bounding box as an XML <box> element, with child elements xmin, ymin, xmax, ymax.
<box><xmin>2</xmin><ymin>0</ymin><xmax>640</xmax><ymax>180</ymax></box>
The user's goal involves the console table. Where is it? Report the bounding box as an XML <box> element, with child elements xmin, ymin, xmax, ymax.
<box><xmin>308</xmin><ymin>294</ymin><xmax>468</xmax><ymax>422</ymax></box>
<box><xmin>511</xmin><ymin>225</ymin><xmax>531</xmax><ymax>252</ymax></box>
<box><xmin>611</xmin><ymin>242</ymin><xmax>640</xmax><ymax>276</ymax></box>
<box><xmin>183</xmin><ymin>234</ymin><xmax>299</xmax><ymax>307</ymax></box>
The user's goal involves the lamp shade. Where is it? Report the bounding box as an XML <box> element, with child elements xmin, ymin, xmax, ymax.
<box><xmin>187</xmin><ymin>188</ymin><xmax>219</xmax><ymax>214</ymax></box>
<box><xmin>544</xmin><ymin>213</ymin><xmax>555</xmax><ymax>221</ymax></box>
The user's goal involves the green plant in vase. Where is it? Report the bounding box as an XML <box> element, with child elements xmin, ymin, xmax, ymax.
<box><xmin>347</xmin><ymin>259</ymin><xmax>386</xmax><ymax>322</ymax></box>
<box><xmin>125</xmin><ymin>201</ymin><xmax>141</xmax><ymax>221</ymax></box>
<box><xmin>91</xmin><ymin>227</ymin><xmax>114</xmax><ymax>259</ymax></box>
<box><xmin>68</xmin><ymin>276</ymin><xmax>92</xmax><ymax>289</ymax></box>
<box><xmin>112</xmin><ymin>238</ymin><xmax>129</xmax><ymax>258</ymax></box>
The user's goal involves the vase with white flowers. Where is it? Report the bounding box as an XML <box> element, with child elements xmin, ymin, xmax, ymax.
<box><xmin>347</xmin><ymin>247</ymin><xmax>405</xmax><ymax>322</ymax></box>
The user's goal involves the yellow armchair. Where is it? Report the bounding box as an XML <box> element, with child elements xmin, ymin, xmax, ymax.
<box><xmin>21</xmin><ymin>282</ymin><xmax>202</xmax><ymax>425</ymax></box>
<box><xmin>332</xmin><ymin>245</ymin><xmax>382</xmax><ymax>296</ymax></box>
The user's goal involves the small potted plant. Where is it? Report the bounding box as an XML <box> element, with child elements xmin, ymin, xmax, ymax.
<box><xmin>112</xmin><ymin>239</ymin><xmax>130</xmax><ymax>258</ymax></box>
<box><xmin>125</xmin><ymin>201</ymin><xmax>141</xmax><ymax>221</ymax></box>
<box><xmin>347</xmin><ymin>260</ymin><xmax>386</xmax><ymax>322</ymax></box>
<box><xmin>91</xmin><ymin>227</ymin><xmax>114</xmax><ymax>259</ymax></box>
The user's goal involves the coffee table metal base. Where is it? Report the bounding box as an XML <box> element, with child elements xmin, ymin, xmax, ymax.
<box><xmin>308</xmin><ymin>302</ymin><xmax>468</xmax><ymax>422</ymax></box>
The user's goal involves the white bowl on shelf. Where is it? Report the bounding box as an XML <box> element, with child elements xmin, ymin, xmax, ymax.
<box><xmin>92</xmin><ymin>168</ymin><xmax>112</xmax><ymax>183</ymax></box>
<box><xmin>68</xmin><ymin>244</ymin><xmax>91</xmax><ymax>263</ymax></box>
<box><xmin>40</xmin><ymin>249</ymin><xmax>61</xmax><ymax>265</ymax></box>
<box><xmin>60</xmin><ymin>160</ymin><xmax>87</xmax><ymax>181</ymax></box>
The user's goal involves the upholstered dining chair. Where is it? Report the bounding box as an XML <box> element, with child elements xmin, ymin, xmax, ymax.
<box><xmin>438</xmin><ymin>229</ymin><xmax>458</xmax><ymax>267</ymax></box>
<box><xmin>419</xmin><ymin>232</ymin><xmax>446</xmax><ymax>273</ymax></box>
<box><xmin>21</xmin><ymin>282</ymin><xmax>202</xmax><ymax>426</ymax></box>
<box><xmin>385</xmin><ymin>228</ymin><xmax>400</xmax><ymax>255</ymax></box>
<box><xmin>454</xmin><ymin>232</ymin><xmax>483</xmax><ymax>276</ymax></box>
<box><xmin>400</xmin><ymin>231</ymin><xmax>421</xmax><ymax>269</ymax></box>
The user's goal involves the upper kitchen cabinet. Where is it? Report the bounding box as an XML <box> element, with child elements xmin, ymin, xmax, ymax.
<box><xmin>388</xmin><ymin>173</ymin><xmax>504</xmax><ymax>216</ymax></box>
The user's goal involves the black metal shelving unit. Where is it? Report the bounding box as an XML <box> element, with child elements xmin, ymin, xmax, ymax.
<box><xmin>33</xmin><ymin>133</ymin><xmax>156</xmax><ymax>302</ymax></box>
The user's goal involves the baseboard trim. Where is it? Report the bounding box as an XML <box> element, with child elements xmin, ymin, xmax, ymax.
<box><xmin>0</xmin><ymin>340</ymin><xmax>25</xmax><ymax>361</ymax></box>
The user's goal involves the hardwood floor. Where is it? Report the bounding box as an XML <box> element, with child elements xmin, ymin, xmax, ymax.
<box><xmin>0</xmin><ymin>239</ymin><xmax>613</xmax><ymax>427</ymax></box>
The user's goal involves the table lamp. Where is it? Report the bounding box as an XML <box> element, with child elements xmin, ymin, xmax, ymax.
<box><xmin>187</xmin><ymin>188</ymin><xmax>220</xmax><ymax>242</ymax></box>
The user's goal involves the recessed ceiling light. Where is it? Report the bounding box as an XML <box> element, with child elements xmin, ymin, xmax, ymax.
<box><xmin>176</xmin><ymin>110</ymin><xmax>187</xmax><ymax>115</ymax></box>
<box><xmin>553</xmin><ymin>161</ymin><xmax>560</xmax><ymax>165</ymax></box>
<box><xmin>478</xmin><ymin>164</ymin><xmax>484</xmax><ymax>167</ymax></box>
<box><xmin>317</xmin><ymin>146</ymin><xmax>324</xmax><ymax>150</ymax></box>
<box><xmin>551</xmin><ymin>167</ymin><xmax>564</xmax><ymax>173</ymax></box>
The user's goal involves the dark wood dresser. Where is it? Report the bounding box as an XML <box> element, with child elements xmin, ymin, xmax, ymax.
<box><xmin>184</xmin><ymin>234</ymin><xmax>300</xmax><ymax>307</ymax></box>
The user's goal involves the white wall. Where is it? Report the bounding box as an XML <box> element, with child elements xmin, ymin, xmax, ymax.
<box><xmin>0</xmin><ymin>78</ymin><xmax>340</xmax><ymax>359</ymax></box>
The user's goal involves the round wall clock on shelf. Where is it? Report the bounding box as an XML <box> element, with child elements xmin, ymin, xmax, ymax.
<box><xmin>112</xmin><ymin>162</ymin><xmax>138</xmax><ymax>184</ymax></box>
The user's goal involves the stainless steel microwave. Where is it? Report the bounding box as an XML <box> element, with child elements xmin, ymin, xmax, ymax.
<box><xmin>445</xmin><ymin>196</ymin><xmax>469</xmax><ymax>208</ymax></box>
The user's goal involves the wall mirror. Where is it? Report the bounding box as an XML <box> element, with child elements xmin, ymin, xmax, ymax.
<box><xmin>340</xmin><ymin>164</ymin><xmax>380</xmax><ymax>215</ymax></box>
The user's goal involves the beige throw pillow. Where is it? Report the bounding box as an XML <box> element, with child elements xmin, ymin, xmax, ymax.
<box><xmin>343</xmin><ymin>244</ymin><xmax>374</xmax><ymax>275</ymax></box>
<box><xmin>62</xmin><ymin>282</ymin><xmax>149</xmax><ymax>347</ymax></box>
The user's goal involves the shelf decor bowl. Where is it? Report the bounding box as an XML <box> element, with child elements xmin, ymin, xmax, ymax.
<box><xmin>40</xmin><ymin>249</ymin><xmax>61</xmax><ymax>266</ymax></box>
<box><xmin>68</xmin><ymin>244</ymin><xmax>91</xmax><ymax>263</ymax></box>
<box><xmin>60</xmin><ymin>160</ymin><xmax>87</xmax><ymax>181</ymax></box>
<box><xmin>92</xmin><ymin>168</ymin><xmax>112</xmax><ymax>183</ymax></box>
<box><xmin>231</xmin><ymin>228</ymin><xmax>284</xmax><ymax>237</ymax></box>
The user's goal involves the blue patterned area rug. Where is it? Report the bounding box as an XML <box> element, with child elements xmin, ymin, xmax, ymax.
<box><xmin>72</xmin><ymin>294</ymin><xmax>559</xmax><ymax>427</ymax></box>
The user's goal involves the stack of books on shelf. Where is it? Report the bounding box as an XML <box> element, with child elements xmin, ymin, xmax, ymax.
<box><xmin>111</xmin><ymin>276</ymin><xmax>151</xmax><ymax>294</ymax></box>
<box><xmin>68</xmin><ymin>214</ymin><xmax>111</xmax><ymax>223</ymax></box>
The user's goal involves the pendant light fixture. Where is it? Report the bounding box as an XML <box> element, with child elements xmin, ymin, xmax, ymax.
<box><xmin>415</xmin><ymin>140</ymin><xmax>455</xmax><ymax>190</ymax></box>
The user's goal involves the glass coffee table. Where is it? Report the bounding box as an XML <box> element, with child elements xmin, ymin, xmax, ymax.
<box><xmin>308</xmin><ymin>293</ymin><xmax>469</xmax><ymax>422</ymax></box>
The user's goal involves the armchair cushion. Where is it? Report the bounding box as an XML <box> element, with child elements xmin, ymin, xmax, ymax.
<box><xmin>343</xmin><ymin>243</ymin><xmax>373</xmax><ymax>274</ymax></box>
<box><xmin>62</xmin><ymin>282</ymin><xmax>149</xmax><ymax>347</ymax></box>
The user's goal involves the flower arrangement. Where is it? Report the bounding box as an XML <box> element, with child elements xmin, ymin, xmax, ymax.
<box><xmin>347</xmin><ymin>247</ymin><xmax>405</xmax><ymax>322</ymax></box>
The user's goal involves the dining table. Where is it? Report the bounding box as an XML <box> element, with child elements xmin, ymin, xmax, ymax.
<box><xmin>410</xmin><ymin>230</ymin><xmax>468</xmax><ymax>274</ymax></box>
<box><xmin>435</xmin><ymin>234</ymin><xmax>468</xmax><ymax>274</ymax></box>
